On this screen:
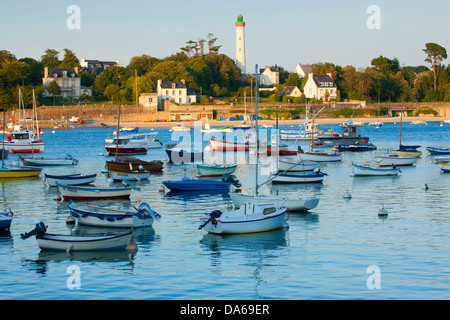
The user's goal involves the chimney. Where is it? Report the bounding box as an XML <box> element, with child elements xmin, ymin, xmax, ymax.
<box><xmin>44</xmin><ymin>67</ymin><xmax>48</xmax><ymax>78</ymax></box>
<box><xmin>74</xmin><ymin>67</ymin><xmax>79</xmax><ymax>75</ymax></box>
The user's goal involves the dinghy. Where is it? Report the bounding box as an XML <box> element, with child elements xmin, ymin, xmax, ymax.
<box><xmin>68</xmin><ymin>201</ymin><xmax>160</xmax><ymax>228</ymax></box>
<box><xmin>269</xmin><ymin>171</ymin><xmax>326</xmax><ymax>183</ymax></box>
<box><xmin>19</xmin><ymin>154</ymin><xmax>78</xmax><ymax>166</ymax></box>
<box><xmin>0</xmin><ymin>210</ymin><xmax>13</xmax><ymax>231</ymax></box>
<box><xmin>0</xmin><ymin>166</ymin><xmax>42</xmax><ymax>178</ymax></box>
<box><xmin>440</xmin><ymin>163</ymin><xmax>450</xmax><ymax>173</ymax></box>
<box><xmin>198</xmin><ymin>203</ymin><xmax>288</xmax><ymax>234</ymax></box>
<box><xmin>375</xmin><ymin>153</ymin><xmax>416</xmax><ymax>167</ymax></box>
<box><xmin>108</xmin><ymin>169</ymin><xmax>151</xmax><ymax>181</ymax></box>
<box><xmin>21</xmin><ymin>222</ymin><xmax>132</xmax><ymax>251</ymax></box>
<box><xmin>230</xmin><ymin>193</ymin><xmax>319</xmax><ymax>212</ymax></box>
<box><xmin>56</xmin><ymin>181</ymin><xmax>138</xmax><ymax>200</ymax></box>
<box><xmin>196</xmin><ymin>164</ymin><xmax>237</xmax><ymax>177</ymax></box>
<box><xmin>45</xmin><ymin>173</ymin><xmax>97</xmax><ymax>187</ymax></box>
<box><xmin>426</xmin><ymin>147</ymin><xmax>450</xmax><ymax>155</ymax></box>
<box><xmin>352</xmin><ymin>163</ymin><xmax>401</xmax><ymax>176</ymax></box>
<box><xmin>277</xmin><ymin>157</ymin><xmax>318</xmax><ymax>172</ymax></box>
<box><xmin>162</xmin><ymin>176</ymin><xmax>236</xmax><ymax>192</ymax></box>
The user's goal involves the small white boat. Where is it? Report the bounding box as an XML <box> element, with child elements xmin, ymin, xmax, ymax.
<box><xmin>45</xmin><ymin>173</ymin><xmax>97</xmax><ymax>187</ymax></box>
<box><xmin>21</xmin><ymin>222</ymin><xmax>132</xmax><ymax>251</ymax></box>
<box><xmin>198</xmin><ymin>203</ymin><xmax>289</xmax><ymax>234</ymax></box>
<box><xmin>270</xmin><ymin>171</ymin><xmax>326</xmax><ymax>183</ymax></box>
<box><xmin>300</xmin><ymin>150</ymin><xmax>343</xmax><ymax>162</ymax></box>
<box><xmin>201</xmin><ymin>123</ymin><xmax>233</xmax><ymax>133</ymax></box>
<box><xmin>68</xmin><ymin>202</ymin><xmax>160</xmax><ymax>228</ymax></box>
<box><xmin>230</xmin><ymin>193</ymin><xmax>319</xmax><ymax>212</ymax></box>
<box><xmin>105</xmin><ymin>133</ymin><xmax>163</xmax><ymax>156</ymax></box>
<box><xmin>108</xmin><ymin>169</ymin><xmax>151</xmax><ymax>181</ymax></box>
<box><xmin>56</xmin><ymin>182</ymin><xmax>138</xmax><ymax>200</ymax></box>
<box><xmin>4</xmin><ymin>130</ymin><xmax>44</xmax><ymax>153</ymax></box>
<box><xmin>412</xmin><ymin>120</ymin><xmax>427</xmax><ymax>125</ymax></box>
<box><xmin>352</xmin><ymin>163</ymin><xmax>401</xmax><ymax>176</ymax></box>
<box><xmin>434</xmin><ymin>156</ymin><xmax>450</xmax><ymax>164</ymax></box>
<box><xmin>170</xmin><ymin>123</ymin><xmax>190</xmax><ymax>132</ymax></box>
<box><xmin>196</xmin><ymin>164</ymin><xmax>237</xmax><ymax>177</ymax></box>
<box><xmin>375</xmin><ymin>153</ymin><xmax>416</xmax><ymax>167</ymax></box>
<box><xmin>278</xmin><ymin>157</ymin><xmax>318</xmax><ymax>172</ymax></box>
<box><xmin>20</xmin><ymin>154</ymin><xmax>78</xmax><ymax>166</ymax></box>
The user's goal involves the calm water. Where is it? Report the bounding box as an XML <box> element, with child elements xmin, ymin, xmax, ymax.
<box><xmin>0</xmin><ymin>121</ymin><xmax>449</xmax><ymax>300</ymax></box>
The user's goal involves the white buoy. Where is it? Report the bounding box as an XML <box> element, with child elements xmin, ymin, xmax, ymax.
<box><xmin>99</xmin><ymin>153</ymin><xmax>104</xmax><ymax>156</ymax></box>
<box><xmin>343</xmin><ymin>192</ymin><xmax>352</xmax><ymax>199</ymax></box>
<box><xmin>378</xmin><ymin>205</ymin><xmax>388</xmax><ymax>217</ymax></box>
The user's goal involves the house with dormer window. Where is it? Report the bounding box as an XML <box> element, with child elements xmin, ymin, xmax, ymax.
<box><xmin>303</xmin><ymin>73</ymin><xmax>337</xmax><ymax>101</ymax></box>
<box><xmin>156</xmin><ymin>79</ymin><xmax>196</xmax><ymax>110</ymax></box>
<box><xmin>42</xmin><ymin>67</ymin><xmax>92</xmax><ymax>98</ymax></box>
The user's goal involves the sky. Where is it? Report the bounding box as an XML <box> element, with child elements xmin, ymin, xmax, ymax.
<box><xmin>1</xmin><ymin>0</ymin><xmax>449</xmax><ymax>72</ymax></box>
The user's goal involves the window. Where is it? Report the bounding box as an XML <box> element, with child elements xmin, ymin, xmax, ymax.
<box><xmin>165</xmin><ymin>90</ymin><xmax>169</xmax><ymax>95</ymax></box>
<box><xmin>263</xmin><ymin>207</ymin><xmax>276</xmax><ymax>215</ymax></box>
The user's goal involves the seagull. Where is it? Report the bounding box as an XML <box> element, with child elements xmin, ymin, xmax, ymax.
<box><xmin>423</xmin><ymin>183</ymin><xmax>428</xmax><ymax>191</ymax></box>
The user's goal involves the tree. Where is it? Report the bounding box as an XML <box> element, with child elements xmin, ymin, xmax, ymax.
<box><xmin>284</xmin><ymin>72</ymin><xmax>302</xmax><ymax>87</ymax></box>
<box><xmin>46</xmin><ymin>80</ymin><xmax>61</xmax><ymax>106</ymax></box>
<box><xmin>370</xmin><ymin>56</ymin><xmax>400</xmax><ymax>75</ymax></box>
<box><xmin>127</xmin><ymin>55</ymin><xmax>161</xmax><ymax>76</ymax></box>
<box><xmin>40</xmin><ymin>49</ymin><xmax>60</xmax><ymax>71</ymax></box>
<box><xmin>59</xmin><ymin>48</ymin><xmax>81</xmax><ymax>70</ymax></box>
<box><xmin>423</xmin><ymin>42</ymin><xmax>447</xmax><ymax>91</ymax></box>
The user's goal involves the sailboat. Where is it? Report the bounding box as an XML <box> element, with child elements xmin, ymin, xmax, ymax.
<box><xmin>300</xmin><ymin>108</ymin><xmax>343</xmax><ymax>162</ymax></box>
<box><xmin>392</xmin><ymin>105</ymin><xmax>422</xmax><ymax>157</ymax></box>
<box><xmin>199</xmin><ymin>65</ymin><xmax>290</xmax><ymax>234</ymax></box>
<box><xmin>0</xmin><ymin>107</ymin><xmax>41</xmax><ymax>179</ymax></box>
<box><xmin>229</xmin><ymin>86</ymin><xmax>320</xmax><ymax>211</ymax></box>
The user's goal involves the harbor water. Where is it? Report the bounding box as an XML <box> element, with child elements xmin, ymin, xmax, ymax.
<box><xmin>0</xmin><ymin>121</ymin><xmax>449</xmax><ymax>300</ymax></box>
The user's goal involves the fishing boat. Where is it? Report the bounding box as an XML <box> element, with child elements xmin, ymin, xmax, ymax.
<box><xmin>426</xmin><ymin>147</ymin><xmax>450</xmax><ymax>155</ymax></box>
<box><xmin>56</xmin><ymin>182</ymin><xmax>138</xmax><ymax>200</ymax></box>
<box><xmin>280</xmin><ymin>102</ymin><xmax>320</xmax><ymax>141</ymax></box>
<box><xmin>108</xmin><ymin>168</ymin><xmax>151</xmax><ymax>181</ymax></box>
<box><xmin>21</xmin><ymin>222</ymin><xmax>132</xmax><ymax>251</ymax></box>
<box><xmin>277</xmin><ymin>157</ymin><xmax>318</xmax><ymax>172</ymax></box>
<box><xmin>352</xmin><ymin>163</ymin><xmax>401</xmax><ymax>176</ymax></box>
<box><xmin>196</xmin><ymin>164</ymin><xmax>237</xmax><ymax>177</ymax></box>
<box><xmin>45</xmin><ymin>173</ymin><xmax>97</xmax><ymax>187</ymax></box>
<box><xmin>440</xmin><ymin>163</ymin><xmax>450</xmax><ymax>173</ymax></box>
<box><xmin>4</xmin><ymin>130</ymin><xmax>44</xmax><ymax>153</ymax></box>
<box><xmin>375</xmin><ymin>152</ymin><xmax>416</xmax><ymax>167</ymax></box>
<box><xmin>198</xmin><ymin>202</ymin><xmax>288</xmax><ymax>234</ymax></box>
<box><xmin>19</xmin><ymin>154</ymin><xmax>78</xmax><ymax>166</ymax></box>
<box><xmin>201</xmin><ymin>123</ymin><xmax>233</xmax><ymax>133</ymax></box>
<box><xmin>0</xmin><ymin>210</ymin><xmax>13</xmax><ymax>231</ymax></box>
<box><xmin>170</xmin><ymin>123</ymin><xmax>190</xmax><ymax>132</ymax></box>
<box><xmin>392</xmin><ymin>107</ymin><xmax>422</xmax><ymax>157</ymax></box>
<box><xmin>338</xmin><ymin>141</ymin><xmax>377</xmax><ymax>152</ymax></box>
<box><xmin>230</xmin><ymin>193</ymin><xmax>319</xmax><ymax>212</ymax></box>
<box><xmin>269</xmin><ymin>170</ymin><xmax>326</xmax><ymax>183</ymax></box>
<box><xmin>317</xmin><ymin>117</ymin><xmax>370</xmax><ymax>146</ymax></box>
<box><xmin>105</xmin><ymin>133</ymin><xmax>163</xmax><ymax>156</ymax></box>
<box><xmin>68</xmin><ymin>201</ymin><xmax>160</xmax><ymax>228</ymax></box>
<box><xmin>165</xmin><ymin>144</ymin><xmax>203</xmax><ymax>163</ymax></box>
<box><xmin>162</xmin><ymin>176</ymin><xmax>234</xmax><ymax>192</ymax></box>
<box><xmin>106</xmin><ymin>158</ymin><xmax>164</xmax><ymax>172</ymax></box>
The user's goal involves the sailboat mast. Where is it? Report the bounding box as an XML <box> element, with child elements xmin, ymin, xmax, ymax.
<box><xmin>255</xmin><ymin>64</ymin><xmax>259</xmax><ymax>196</ymax></box>
<box><xmin>399</xmin><ymin>101</ymin><xmax>403</xmax><ymax>148</ymax></box>
<box><xmin>2</xmin><ymin>108</ymin><xmax>5</xmax><ymax>168</ymax></box>
<box><xmin>33</xmin><ymin>89</ymin><xmax>40</xmax><ymax>140</ymax></box>
<box><xmin>135</xmin><ymin>69</ymin><xmax>139</xmax><ymax>128</ymax></box>
<box><xmin>115</xmin><ymin>102</ymin><xmax>121</xmax><ymax>161</ymax></box>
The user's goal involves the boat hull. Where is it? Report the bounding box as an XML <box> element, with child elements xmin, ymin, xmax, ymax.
<box><xmin>196</xmin><ymin>164</ymin><xmax>237</xmax><ymax>176</ymax></box>
<box><xmin>69</xmin><ymin>204</ymin><xmax>155</xmax><ymax>228</ymax></box>
<box><xmin>392</xmin><ymin>150</ymin><xmax>422</xmax><ymax>157</ymax></box>
<box><xmin>162</xmin><ymin>179</ymin><xmax>230</xmax><ymax>192</ymax></box>
<box><xmin>0</xmin><ymin>212</ymin><xmax>12</xmax><ymax>231</ymax></box>
<box><xmin>270</xmin><ymin>172</ymin><xmax>325</xmax><ymax>183</ymax></box>
<box><xmin>0</xmin><ymin>168</ymin><xmax>41</xmax><ymax>178</ymax></box>
<box><xmin>230</xmin><ymin>193</ymin><xmax>319</xmax><ymax>211</ymax></box>
<box><xmin>300</xmin><ymin>152</ymin><xmax>343</xmax><ymax>162</ymax></box>
<box><xmin>109</xmin><ymin>169</ymin><xmax>150</xmax><ymax>181</ymax></box>
<box><xmin>210</xmin><ymin>139</ymin><xmax>249</xmax><ymax>152</ymax></box>
<box><xmin>20</xmin><ymin>156</ymin><xmax>77</xmax><ymax>166</ymax></box>
<box><xmin>375</xmin><ymin>154</ymin><xmax>416</xmax><ymax>167</ymax></box>
<box><xmin>426</xmin><ymin>147</ymin><xmax>450</xmax><ymax>155</ymax></box>
<box><xmin>36</xmin><ymin>232</ymin><xmax>132</xmax><ymax>251</ymax></box>
<box><xmin>56</xmin><ymin>183</ymin><xmax>133</xmax><ymax>200</ymax></box>
<box><xmin>352</xmin><ymin>164</ymin><xmax>400</xmax><ymax>176</ymax></box>
<box><xmin>45</xmin><ymin>174</ymin><xmax>97</xmax><ymax>187</ymax></box>
<box><xmin>106</xmin><ymin>159</ymin><xmax>163</xmax><ymax>172</ymax></box>
<box><xmin>105</xmin><ymin>146</ymin><xmax>147</xmax><ymax>156</ymax></box>
<box><xmin>165</xmin><ymin>148</ymin><xmax>203</xmax><ymax>163</ymax></box>
<box><xmin>199</xmin><ymin>207</ymin><xmax>288</xmax><ymax>234</ymax></box>
<box><xmin>278</xmin><ymin>158</ymin><xmax>318</xmax><ymax>172</ymax></box>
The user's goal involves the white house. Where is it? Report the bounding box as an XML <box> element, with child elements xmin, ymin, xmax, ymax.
<box><xmin>139</xmin><ymin>93</ymin><xmax>158</xmax><ymax>110</ymax></box>
<box><xmin>294</xmin><ymin>63</ymin><xmax>313</xmax><ymax>78</ymax></box>
<box><xmin>259</xmin><ymin>66</ymin><xmax>279</xmax><ymax>85</ymax></box>
<box><xmin>303</xmin><ymin>73</ymin><xmax>337</xmax><ymax>101</ymax></box>
<box><xmin>42</xmin><ymin>67</ymin><xmax>92</xmax><ymax>98</ymax></box>
<box><xmin>156</xmin><ymin>79</ymin><xmax>196</xmax><ymax>110</ymax></box>
<box><xmin>279</xmin><ymin>86</ymin><xmax>302</xmax><ymax>98</ymax></box>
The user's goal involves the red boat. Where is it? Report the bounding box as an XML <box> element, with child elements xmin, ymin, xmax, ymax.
<box><xmin>209</xmin><ymin>139</ymin><xmax>249</xmax><ymax>152</ymax></box>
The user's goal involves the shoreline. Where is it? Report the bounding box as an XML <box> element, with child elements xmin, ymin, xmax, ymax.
<box><xmin>52</xmin><ymin>116</ymin><xmax>449</xmax><ymax>129</ymax></box>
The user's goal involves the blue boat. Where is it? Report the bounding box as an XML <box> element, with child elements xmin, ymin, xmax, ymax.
<box><xmin>0</xmin><ymin>210</ymin><xmax>13</xmax><ymax>231</ymax></box>
<box><xmin>426</xmin><ymin>147</ymin><xmax>450</xmax><ymax>155</ymax></box>
<box><xmin>162</xmin><ymin>177</ymin><xmax>231</xmax><ymax>192</ymax></box>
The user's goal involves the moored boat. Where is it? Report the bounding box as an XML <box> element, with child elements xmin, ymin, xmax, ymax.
<box><xmin>199</xmin><ymin>203</ymin><xmax>288</xmax><ymax>234</ymax></box>
<box><xmin>0</xmin><ymin>210</ymin><xmax>13</xmax><ymax>231</ymax></box>
<box><xmin>0</xmin><ymin>166</ymin><xmax>42</xmax><ymax>179</ymax></box>
<box><xmin>56</xmin><ymin>182</ymin><xmax>137</xmax><ymax>200</ymax></box>
<box><xmin>196</xmin><ymin>164</ymin><xmax>237</xmax><ymax>177</ymax></box>
<box><xmin>21</xmin><ymin>222</ymin><xmax>132</xmax><ymax>251</ymax></box>
<box><xmin>269</xmin><ymin>171</ymin><xmax>326</xmax><ymax>183</ymax></box>
<box><xmin>162</xmin><ymin>176</ymin><xmax>233</xmax><ymax>192</ymax></box>
<box><xmin>230</xmin><ymin>192</ymin><xmax>319</xmax><ymax>212</ymax></box>
<box><xmin>352</xmin><ymin>163</ymin><xmax>401</xmax><ymax>176</ymax></box>
<box><xmin>19</xmin><ymin>154</ymin><xmax>78</xmax><ymax>166</ymax></box>
<box><xmin>45</xmin><ymin>173</ymin><xmax>97</xmax><ymax>187</ymax></box>
<box><xmin>3</xmin><ymin>130</ymin><xmax>44</xmax><ymax>153</ymax></box>
<box><xmin>375</xmin><ymin>153</ymin><xmax>416</xmax><ymax>167</ymax></box>
<box><xmin>277</xmin><ymin>157</ymin><xmax>318</xmax><ymax>172</ymax></box>
<box><xmin>106</xmin><ymin>158</ymin><xmax>164</xmax><ymax>172</ymax></box>
<box><xmin>300</xmin><ymin>150</ymin><xmax>343</xmax><ymax>162</ymax></box>
<box><xmin>108</xmin><ymin>169</ymin><xmax>151</xmax><ymax>181</ymax></box>
<box><xmin>68</xmin><ymin>201</ymin><xmax>160</xmax><ymax>228</ymax></box>
<box><xmin>338</xmin><ymin>141</ymin><xmax>377</xmax><ymax>152</ymax></box>
<box><xmin>440</xmin><ymin>163</ymin><xmax>450</xmax><ymax>173</ymax></box>
<box><xmin>165</xmin><ymin>144</ymin><xmax>203</xmax><ymax>163</ymax></box>
<box><xmin>426</xmin><ymin>147</ymin><xmax>450</xmax><ymax>155</ymax></box>
<box><xmin>105</xmin><ymin>133</ymin><xmax>163</xmax><ymax>156</ymax></box>
<box><xmin>392</xmin><ymin>145</ymin><xmax>422</xmax><ymax>157</ymax></box>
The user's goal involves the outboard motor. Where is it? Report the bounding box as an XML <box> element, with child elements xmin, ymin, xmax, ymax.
<box><xmin>198</xmin><ymin>210</ymin><xmax>222</xmax><ymax>230</ymax></box>
<box><xmin>137</xmin><ymin>202</ymin><xmax>161</xmax><ymax>219</ymax></box>
<box><xmin>314</xmin><ymin>168</ymin><xmax>328</xmax><ymax>176</ymax></box>
<box><xmin>21</xmin><ymin>222</ymin><xmax>47</xmax><ymax>239</ymax></box>
<box><xmin>222</xmin><ymin>174</ymin><xmax>242</xmax><ymax>188</ymax></box>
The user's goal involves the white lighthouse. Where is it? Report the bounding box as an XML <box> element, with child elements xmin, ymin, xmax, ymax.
<box><xmin>235</xmin><ymin>14</ymin><xmax>246</xmax><ymax>75</ymax></box>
